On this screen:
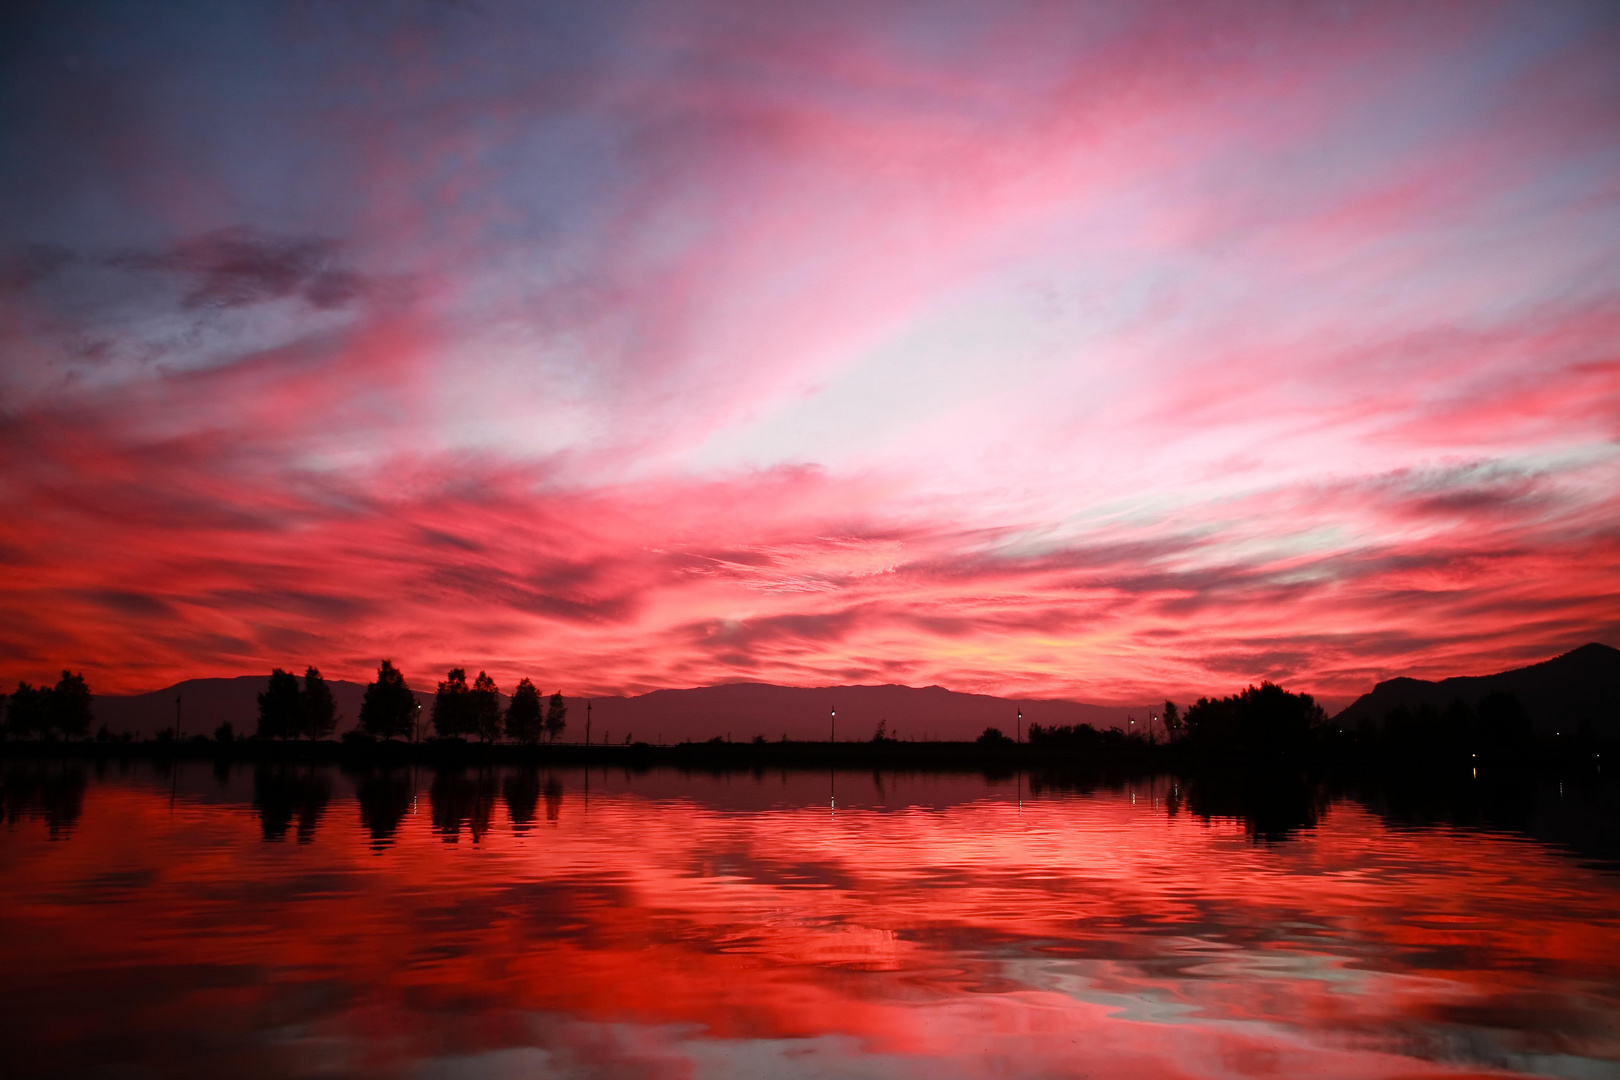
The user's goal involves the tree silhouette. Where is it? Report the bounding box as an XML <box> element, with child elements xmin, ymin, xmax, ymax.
<box><xmin>505</xmin><ymin>678</ymin><xmax>543</xmax><ymax>744</ymax></box>
<box><xmin>1162</xmin><ymin>700</ymin><xmax>1183</xmax><ymax>740</ymax></box>
<box><xmin>46</xmin><ymin>671</ymin><xmax>92</xmax><ymax>739</ymax></box>
<box><xmin>1026</xmin><ymin>722</ymin><xmax>1107</xmax><ymax>750</ymax></box>
<box><xmin>1384</xmin><ymin>699</ymin><xmax>1474</xmax><ymax>763</ymax></box>
<box><xmin>257</xmin><ymin>668</ymin><xmax>302</xmax><ymax>739</ymax></box>
<box><xmin>6</xmin><ymin>682</ymin><xmax>45</xmax><ymax>739</ymax></box>
<box><xmin>977</xmin><ymin>726</ymin><xmax>1011</xmax><ymax>744</ymax></box>
<box><xmin>544</xmin><ymin>692</ymin><xmax>568</xmax><ymax>744</ymax></box>
<box><xmin>359</xmin><ymin>660</ymin><xmax>415</xmax><ymax>740</ymax></box>
<box><xmin>433</xmin><ymin>668</ymin><xmax>470</xmax><ymax>739</ymax></box>
<box><xmin>1380</xmin><ymin>690</ymin><xmax>1534</xmax><ymax>765</ymax></box>
<box><xmin>470</xmin><ymin>671</ymin><xmax>502</xmax><ymax>743</ymax></box>
<box><xmin>1182</xmin><ymin>682</ymin><xmax>1327</xmax><ymax>758</ymax></box>
<box><xmin>303</xmin><ymin>666</ymin><xmax>337</xmax><ymax>740</ymax></box>
<box><xmin>1476</xmin><ymin>689</ymin><xmax>1532</xmax><ymax>760</ymax></box>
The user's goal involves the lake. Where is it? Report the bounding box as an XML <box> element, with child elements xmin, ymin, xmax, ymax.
<box><xmin>2</xmin><ymin>759</ymin><xmax>1617</xmax><ymax>1079</ymax></box>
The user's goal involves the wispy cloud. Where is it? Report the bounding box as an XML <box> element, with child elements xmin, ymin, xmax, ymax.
<box><xmin>1</xmin><ymin>1</ymin><xmax>1616</xmax><ymax>702</ymax></box>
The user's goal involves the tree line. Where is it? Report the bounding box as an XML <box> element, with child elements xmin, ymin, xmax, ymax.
<box><xmin>1024</xmin><ymin>683</ymin><xmax>1332</xmax><ymax>759</ymax></box>
<box><xmin>1</xmin><ymin>672</ymin><xmax>94</xmax><ymax>741</ymax></box>
<box><xmin>256</xmin><ymin>666</ymin><xmax>338</xmax><ymax>740</ymax></box>
<box><xmin>5</xmin><ymin>663</ymin><xmax>1548</xmax><ymax>768</ymax></box>
<box><xmin>258</xmin><ymin>660</ymin><xmax>569</xmax><ymax>745</ymax></box>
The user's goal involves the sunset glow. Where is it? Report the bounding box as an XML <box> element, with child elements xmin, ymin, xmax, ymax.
<box><xmin>3</xmin><ymin>2</ymin><xmax>1617</xmax><ymax>700</ymax></box>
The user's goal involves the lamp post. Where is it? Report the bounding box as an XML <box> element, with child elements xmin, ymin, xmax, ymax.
<box><xmin>1017</xmin><ymin>708</ymin><xmax>1022</xmax><ymax>744</ymax></box>
<box><xmin>830</xmin><ymin>706</ymin><xmax>836</xmax><ymax>743</ymax></box>
<box><xmin>586</xmin><ymin>700</ymin><xmax>592</xmax><ymax>747</ymax></box>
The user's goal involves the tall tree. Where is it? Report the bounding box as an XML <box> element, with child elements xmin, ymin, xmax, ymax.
<box><xmin>505</xmin><ymin>678</ymin><xmax>543</xmax><ymax>744</ymax></box>
<box><xmin>1162</xmin><ymin>700</ymin><xmax>1183</xmax><ymax>740</ymax></box>
<box><xmin>469</xmin><ymin>671</ymin><xmax>502</xmax><ymax>743</ymax></box>
<box><xmin>433</xmin><ymin>668</ymin><xmax>470</xmax><ymax>739</ymax></box>
<box><xmin>48</xmin><ymin>671</ymin><xmax>93</xmax><ymax>739</ymax></box>
<box><xmin>303</xmin><ymin>666</ymin><xmax>337</xmax><ymax>740</ymax></box>
<box><xmin>257</xmin><ymin>668</ymin><xmax>302</xmax><ymax>739</ymax></box>
<box><xmin>359</xmin><ymin>660</ymin><xmax>415</xmax><ymax>740</ymax></box>
<box><xmin>544</xmin><ymin>692</ymin><xmax>568</xmax><ymax>744</ymax></box>
<box><xmin>7</xmin><ymin>682</ymin><xmax>45</xmax><ymax>739</ymax></box>
<box><xmin>1182</xmin><ymin>682</ymin><xmax>1327</xmax><ymax>758</ymax></box>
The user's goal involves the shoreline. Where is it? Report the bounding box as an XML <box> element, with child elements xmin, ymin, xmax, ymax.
<box><xmin>0</xmin><ymin>734</ymin><xmax>1607</xmax><ymax>776</ymax></box>
<box><xmin>0</xmin><ymin>736</ymin><xmax>1155</xmax><ymax>772</ymax></box>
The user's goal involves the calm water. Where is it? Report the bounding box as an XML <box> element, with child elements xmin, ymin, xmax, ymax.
<box><xmin>2</xmin><ymin>761</ymin><xmax>1618</xmax><ymax>1079</ymax></box>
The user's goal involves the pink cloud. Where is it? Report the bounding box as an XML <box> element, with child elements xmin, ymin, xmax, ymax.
<box><xmin>1</xmin><ymin>1</ymin><xmax>1617</xmax><ymax>704</ymax></box>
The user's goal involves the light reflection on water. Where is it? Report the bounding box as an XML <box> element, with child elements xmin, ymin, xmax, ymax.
<box><xmin>1</xmin><ymin>761</ymin><xmax>1617</xmax><ymax>1079</ymax></box>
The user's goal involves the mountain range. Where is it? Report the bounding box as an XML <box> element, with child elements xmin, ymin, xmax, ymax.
<box><xmin>86</xmin><ymin>642</ymin><xmax>1620</xmax><ymax>743</ymax></box>
<box><xmin>90</xmin><ymin>677</ymin><xmax>1156</xmax><ymax>743</ymax></box>
<box><xmin>1332</xmin><ymin>643</ymin><xmax>1620</xmax><ymax>738</ymax></box>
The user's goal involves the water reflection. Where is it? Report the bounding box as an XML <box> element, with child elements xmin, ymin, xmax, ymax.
<box><xmin>0</xmin><ymin>763</ymin><xmax>1616</xmax><ymax>1080</ymax></box>
<box><xmin>252</xmin><ymin>764</ymin><xmax>330</xmax><ymax>843</ymax></box>
<box><xmin>428</xmin><ymin>767</ymin><xmax>498</xmax><ymax>843</ymax></box>
<box><xmin>502</xmin><ymin>768</ymin><xmax>540</xmax><ymax>833</ymax></box>
<box><xmin>0</xmin><ymin>762</ymin><xmax>87</xmax><ymax>837</ymax></box>
<box><xmin>353</xmin><ymin>767</ymin><xmax>414</xmax><ymax>851</ymax></box>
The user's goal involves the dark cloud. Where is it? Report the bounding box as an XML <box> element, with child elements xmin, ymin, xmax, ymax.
<box><xmin>1195</xmin><ymin>649</ymin><xmax>1317</xmax><ymax>679</ymax></box>
<box><xmin>0</xmin><ymin>245</ymin><xmax>75</xmax><ymax>294</ymax></box>
<box><xmin>424</xmin><ymin>561</ymin><xmax>640</xmax><ymax>624</ymax></box>
<box><xmin>417</xmin><ymin>527</ymin><xmax>486</xmax><ymax>553</ymax></box>
<box><xmin>209</xmin><ymin>590</ymin><xmax>376</xmax><ymax>624</ymax></box>
<box><xmin>77</xmin><ymin>590</ymin><xmax>175</xmax><ymax>618</ymax></box>
<box><xmin>683</xmin><ymin>610</ymin><xmax>866</xmax><ymax>653</ymax></box>
<box><xmin>1374</xmin><ymin>462</ymin><xmax>1551</xmax><ymax>520</ymax></box>
<box><xmin>109</xmin><ymin>227</ymin><xmax>363</xmax><ymax>311</ymax></box>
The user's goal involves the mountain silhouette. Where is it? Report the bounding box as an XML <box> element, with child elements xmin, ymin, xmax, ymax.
<box><xmin>1333</xmin><ymin>643</ymin><xmax>1620</xmax><ymax>738</ymax></box>
<box><xmin>561</xmin><ymin>682</ymin><xmax>1147</xmax><ymax>743</ymax></box>
<box><xmin>91</xmin><ymin>676</ymin><xmax>1152</xmax><ymax>742</ymax></box>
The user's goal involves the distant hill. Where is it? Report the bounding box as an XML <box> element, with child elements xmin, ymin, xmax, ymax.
<box><xmin>91</xmin><ymin>676</ymin><xmax>1155</xmax><ymax>742</ymax></box>
<box><xmin>565</xmin><ymin>682</ymin><xmax>1149</xmax><ymax>745</ymax></box>
<box><xmin>1333</xmin><ymin>643</ymin><xmax>1620</xmax><ymax>738</ymax></box>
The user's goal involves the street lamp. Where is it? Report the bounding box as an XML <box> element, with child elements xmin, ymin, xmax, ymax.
<box><xmin>830</xmin><ymin>706</ymin><xmax>836</xmax><ymax>743</ymax></box>
<box><xmin>1017</xmin><ymin>708</ymin><xmax>1022</xmax><ymax>744</ymax></box>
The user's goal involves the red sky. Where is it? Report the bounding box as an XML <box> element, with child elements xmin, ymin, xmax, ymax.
<box><xmin>2</xmin><ymin>1</ymin><xmax>1618</xmax><ymax>703</ymax></box>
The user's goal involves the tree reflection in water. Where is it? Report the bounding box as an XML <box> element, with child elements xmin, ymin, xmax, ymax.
<box><xmin>353</xmin><ymin>767</ymin><xmax>414</xmax><ymax>852</ymax></box>
<box><xmin>0</xmin><ymin>764</ymin><xmax>1617</xmax><ymax>1080</ymax></box>
<box><xmin>252</xmin><ymin>765</ymin><xmax>330</xmax><ymax>843</ymax></box>
<box><xmin>0</xmin><ymin>762</ymin><xmax>87</xmax><ymax>837</ymax></box>
<box><xmin>429</xmin><ymin>768</ymin><xmax>497</xmax><ymax>843</ymax></box>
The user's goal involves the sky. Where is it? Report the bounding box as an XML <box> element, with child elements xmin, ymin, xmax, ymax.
<box><xmin>1</xmin><ymin>0</ymin><xmax>1617</xmax><ymax>705</ymax></box>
